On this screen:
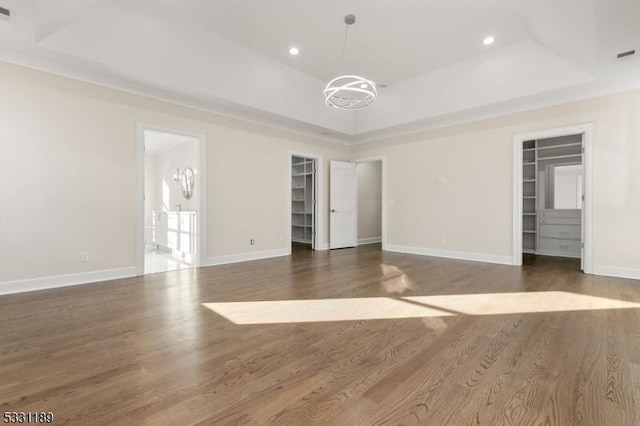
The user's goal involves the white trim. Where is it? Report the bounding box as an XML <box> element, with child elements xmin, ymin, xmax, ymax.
<box><xmin>512</xmin><ymin>123</ymin><xmax>595</xmax><ymax>273</ymax></box>
<box><xmin>358</xmin><ymin>237</ymin><xmax>382</xmax><ymax>245</ymax></box>
<box><xmin>386</xmin><ymin>245</ymin><xmax>513</xmax><ymax>266</ymax></box>
<box><xmin>535</xmin><ymin>252</ymin><xmax>581</xmax><ymax>259</ymax></box>
<box><xmin>207</xmin><ymin>249</ymin><xmax>289</xmax><ymax>266</ymax></box>
<box><xmin>135</xmin><ymin>124</ymin><xmax>145</xmax><ymax>276</ymax></box>
<box><xmin>288</xmin><ymin>151</ymin><xmax>323</xmax><ymax>253</ymax></box>
<box><xmin>0</xmin><ymin>267</ymin><xmax>136</xmax><ymax>296</ymax></box>
<box><xmin>136</xmin><ymin>123</ymin><xmax>207</xmax><ymax>275</ymax></box>
<box><xmin>351</xmin><ymin>156</ymin><xmax>388</xmax><ymax>251</ymax></box>
<box><xmin>593</xmin><ymin>266</ymin><xmax>640</xmax><ymax>281</ymax></box>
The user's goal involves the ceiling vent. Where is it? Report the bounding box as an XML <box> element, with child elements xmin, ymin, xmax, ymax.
<box><xmin>0</xmin><ymin>5</ymin><xmax>11</xmax><ymax>22</ymax></box>
<box><xmin>617</xmin><ymin>49</ymin><xmax>636</xmax><ymax>60</ymax></box>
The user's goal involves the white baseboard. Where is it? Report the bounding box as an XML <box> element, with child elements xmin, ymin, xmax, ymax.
<box><xmin>315</xmin><ymin>242</ymin><xmax>330</xmax><ymax>251</ymax></box>
<box><xmin>593</xmin><ymin>265</ymin><xmax>640</xmax><ymax>281</ymax></box>
<box><xmin>358</xmin><ymin>237</ymin><xmax>382</xmax><ymax>245</ymax></box>
<box><xmin>535</xmin><ymin>251</ymin><xmax>581</xmax><ymax>259</ymax></box>
<box><xmin>207</xmin><ymin>248</ymin><xmax>289</xmax><ymax>266</ymax></box>
<box><xmin>0</xmin><ymin>267</ymin><xmax>137</xmax><ymax>296</ymax></box>
<box><xmin>386</xmin><ymin>244</ymin><xmax>514</xmax><ymax>266</ymax></box>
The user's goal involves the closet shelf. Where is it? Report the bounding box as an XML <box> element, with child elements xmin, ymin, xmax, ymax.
<box><xmin>523</xmin><ymin>230</ymin><xmax>537</xmax><ymax>234</ymax></box>
<box><xmin>523</xmin><ymin>196</ymin><xmax>536</xmax><ymax>199</ymax></box>
<box><xmin>536</xmin><ymin>142</ymin><xmax>582</xmax><ymax>151</ymax></box>
<box><xmin>523</xmin><ymin>162</ymin><xmax>535</xmax><ymax>166</ymax></box>
<box><xmin>538</xmin><ymin>153</ymin><xmax>582</xmax><ymax>161</ymax></box>
<box><xmin>523</xmin><ymin>213</ymin><xmax>537</xmax><ymax>216</ymax></box>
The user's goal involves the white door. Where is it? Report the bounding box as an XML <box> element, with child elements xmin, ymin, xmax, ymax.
<box><xmin>330</xmin><ymin>161</ymin><xmax>358</xmax><ymax>249</ymax></box>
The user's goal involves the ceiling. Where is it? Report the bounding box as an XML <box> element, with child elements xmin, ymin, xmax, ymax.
<box><xmin>1</xmin><ymin>0</ymin><xmax>639</xmax><ymax>143</ymax></box>
<box><xmin>144</xmin><ymin>130</ymin><xmax>197</xmax><ymax>155</ymax></box>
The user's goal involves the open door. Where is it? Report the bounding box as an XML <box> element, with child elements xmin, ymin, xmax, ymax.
<box><xmin>330</xmin><ymin>161</ymin><xmax>358</xmax><ymax>249</ymax></box>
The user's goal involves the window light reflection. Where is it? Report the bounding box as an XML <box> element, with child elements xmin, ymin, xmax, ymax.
<box><xmin>203</xmin><ymin>292</ymin><xmax>640</xmax><ymax>325</ymax></box>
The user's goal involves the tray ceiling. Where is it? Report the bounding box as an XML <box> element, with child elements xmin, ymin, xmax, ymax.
<box><xmin>0</xmin><ymin>0</ymin><xmax>638</xmax><ymax>143</ymax></box>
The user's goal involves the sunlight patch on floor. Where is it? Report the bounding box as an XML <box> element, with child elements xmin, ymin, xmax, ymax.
<box><xmin>202</xmin><ymin>291</ymin><xmax>640</xmax><ymax>325</ymax></box>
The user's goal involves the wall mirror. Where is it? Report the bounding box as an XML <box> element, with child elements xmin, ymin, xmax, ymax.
<box><xmin>180</xmin><ymin>167</ymin><xmax>195</xmax><ymax>200</ymax></box>
<box><xmin>540</xmin><ymin>163</ymin><xmax>582</xmax><ymax>209</ymax></box>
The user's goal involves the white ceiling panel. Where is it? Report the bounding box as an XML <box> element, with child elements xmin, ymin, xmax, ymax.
<box><xmin>355</xmin><ymin>40</ymin><xmax>596</xmax><ymax>133</ymax></box>
<box><xmin>139</xmin><ymin>0</ymin><xmax>529</xmax><ymax>84</ymax></box>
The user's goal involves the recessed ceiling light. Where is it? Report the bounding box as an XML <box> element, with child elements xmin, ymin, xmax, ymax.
<box><xmin>483</xmin><ymin>36</ymin><xmax>495</xmax><ymax>46</ymax></box>
<box><xmin>289</xmin><ymin>47</ymin><xmax>299</xmax><ymax>56</ymax></box>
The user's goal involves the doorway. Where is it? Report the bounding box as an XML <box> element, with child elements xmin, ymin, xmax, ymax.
<box><xmin>290</xmin><ymin>154</ymin><xmax>319</xmax><ymax>251</ymax></box>
<box><xmin>328</xmin><ymin>156</ymin><xmax>387</xmax><ymax>250</ymax></box>
<box><xmin>356</xmin><ymin>160</ymin><xmax>383</xmax><ymax>248</ymax></box>
<box><xmin>136</xmin><ymin>124</ymin><xmax>207</xmax><ymax>275</ymax></box>
<box><xmin>512</xmin><ymin>124</ymin><xmax>594</xmax><ymax>273</ymax></box>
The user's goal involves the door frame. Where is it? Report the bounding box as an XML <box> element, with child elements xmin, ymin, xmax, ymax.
<box><xmin>288</xmin><ymin>151</ymin><xmax>323</xmax><ymax>252</ymax></box>
<box><xmin>351</xmin><ymin>155</ymin><xmax>388</xmax><ymax>251</ymax></box>
<box><xmin>135</xmin><ymin>123</ymin><xmax>207</xmax><ymax>275</ymax></box>
<box><xmin>512</xmin><ymin>123</ymin><xmax>594</xmax><ymax>272</ymax></box>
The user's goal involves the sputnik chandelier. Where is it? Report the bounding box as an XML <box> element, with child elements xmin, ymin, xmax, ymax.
<box><xmin>323</xmin><ymin>14</ymin><xmax>377</xmax><ymax>110</ymax></box>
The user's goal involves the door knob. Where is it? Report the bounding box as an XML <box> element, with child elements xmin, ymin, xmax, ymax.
<box><xmin>331</xmin><ymin>209</ymin><xmax>336</xmax><ymax>213</ymax></box>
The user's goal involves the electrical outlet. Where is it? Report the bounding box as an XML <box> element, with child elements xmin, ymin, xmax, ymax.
<box><xmin>278</xmin><ymin>234</ymin><xmax>284</xmax><ymax>242</ymax></box>
<box><xmin>250</xmin><ymin>239</ymin><xmax>255</xmax><ymax>246</ymax></box>
<box><xmin>440</xmin><ymin>236</ymin><xmax>447</xmax><ymax>244</ymax></box>
<box><xmin>81</xmin><ymin>251</ymin><xmax>89</xmax><ymax>262</ymax></box>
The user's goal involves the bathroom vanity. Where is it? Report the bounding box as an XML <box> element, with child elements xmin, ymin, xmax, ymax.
<box><xmin>152</xmin><ymin>211</ymin><xmax>197</xmax><ymax>262</ymax></box>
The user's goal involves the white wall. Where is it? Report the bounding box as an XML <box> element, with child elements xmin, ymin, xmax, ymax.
<box><xmin>357</xmin><ymin>162</ymin><xmax>382</xmax><ymax>242</ymax></box>
<box><xmin>0</xmin><ymin>61</ymin><xmax>349</xmax><ymax>288</ymax></box>
<box><xmin>1</xmin><ymin>60</ymin><xmax>638</xmax><ymax>292</ymax></box>
<box><xmin>352</xmin><ymin>89</ymin><xmax>640</xmax><ymax>277</ymax></box>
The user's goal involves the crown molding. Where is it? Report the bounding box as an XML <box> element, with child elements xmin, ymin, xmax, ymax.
<box><xmin>2</xmin><ymin>48</ymin><xmax>640</xmax><ymax>147</ymax></box>
<box><xmin>0</xmin><ymin>48</ymin><xmax>352</xmax><ymax>146</ymax></box>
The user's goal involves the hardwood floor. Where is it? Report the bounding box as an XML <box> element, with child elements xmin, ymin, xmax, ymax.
<box><xmin>1</xmin><ymin>246</ymin><xmax>640</xmax><ymax>425</ymax></box>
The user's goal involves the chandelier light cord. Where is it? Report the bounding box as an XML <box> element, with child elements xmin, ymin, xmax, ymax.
<box><xmin>341</xmin><ymin>24</ymin><xmax>349</xmax><ymax>72</ymax></box>
<box><xmin>353</xmin><ymin>24</ymin><xmax>365</xmax><ymax>59</ymax></box>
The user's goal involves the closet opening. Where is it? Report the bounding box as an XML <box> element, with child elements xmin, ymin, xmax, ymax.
<box><xmin>513</xmin><ymin>124</ymin><xmax>595</xmax><ymax>273</ymax></box>
<box><xmin>513</xmin><ymin>124</ymin><xmax>594</xmax><ymax>273</ymax></box>
<box><xmin>356</xmin><ymin>160</ymin><xmax>383</xmax><ymax>249</ymax></box>
<box><xmin>521</xmin><ymin>134</ymin><xmax>585</xmax><ymax>269</ymax></box>
<box><xmin>290</xmin><ymin>155</ymin><xmax>318</xmax><ymax>251</ymax></box>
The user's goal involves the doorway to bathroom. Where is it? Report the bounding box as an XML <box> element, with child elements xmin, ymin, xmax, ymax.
<box><xmin>135</xmin><ymin>125</ymin><xmax>207</xmax><ymax>275</ymax></box>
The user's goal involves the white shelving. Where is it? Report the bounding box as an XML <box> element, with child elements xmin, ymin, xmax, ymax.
<box><xmin>522</xmin><ymin>136</ymin><xmax>583</xmax><ymax>256</ymax></box>
<box><xmin>291</xmin><ymin>156</ymin><xmax>316</xmax><ymax>246</ymax></box>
